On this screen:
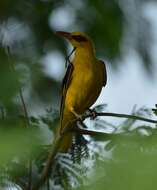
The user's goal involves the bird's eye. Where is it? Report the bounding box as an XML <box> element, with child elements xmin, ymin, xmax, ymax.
<box><xmin>72</xmin><ymin>35</ymin><xmax>87</xmax><ymax>42</ymax></box>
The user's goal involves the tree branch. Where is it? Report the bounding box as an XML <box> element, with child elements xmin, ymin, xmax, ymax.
<box><xmin>75</xmin><ymin>112</ymin><xmax>157</xmax><ymax>124</ymax></box>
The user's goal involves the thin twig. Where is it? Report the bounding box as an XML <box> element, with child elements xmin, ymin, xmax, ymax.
<box><xmin>6</xmin><ymin>47</ymin><xmax>29</xmax><ymax>126</ymax></box>
<box><xmin>6</xmin><ymin>47</ymin><xmax>32</xmax><ymax>190</ymax></box>
<box><xmin>74</xmin><ymin>112</ymin><xmax>157</xmax><ymax>124</ymax></box>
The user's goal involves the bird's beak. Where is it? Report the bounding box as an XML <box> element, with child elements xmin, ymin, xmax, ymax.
<box><xmin>56</xmin><ymin>31</ymin><xmax>72</xmax><ymax>40</ymax></box>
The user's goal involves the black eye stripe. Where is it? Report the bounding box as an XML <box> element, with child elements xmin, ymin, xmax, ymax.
<box><xmin>72</xmin><ymin>35</ymin><xmax>87</xmax><ymax>42</ymax></box>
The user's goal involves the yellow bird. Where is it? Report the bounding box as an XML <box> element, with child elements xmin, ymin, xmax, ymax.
<box><xmin>56</xmin><ymin>31</ymin><xmax>107</xmax><ymax>152</ymax></box>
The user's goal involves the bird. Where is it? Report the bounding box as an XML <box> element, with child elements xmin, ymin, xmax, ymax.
<box><xmin>56</xmin><ymin>31</ymin><xmax>107</xmax><ymax>152</ymax></box>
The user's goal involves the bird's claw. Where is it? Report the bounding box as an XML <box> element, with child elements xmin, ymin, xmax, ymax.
<box><xmin>75</xmin><ymin>113</ymin><xmax>83</xmax><ymax>121</ymax></box>
<box><xmin>88</xmin><ymin>109</ymin><xmax>97</xmax><ymax>120</ymax></box>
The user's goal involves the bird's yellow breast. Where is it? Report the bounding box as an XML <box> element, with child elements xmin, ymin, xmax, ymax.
<box><xmin>65</xmin><ymin>48</ymin><xmax>103</xmax><ymax>114</ymax></box>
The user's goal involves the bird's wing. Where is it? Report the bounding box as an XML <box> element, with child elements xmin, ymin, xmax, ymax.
<box><xmin>60</xmin><ymin>62</ymin><xmax>74</xmax><ymax>131</ymax></box>
<box><xmin>99</xmin><ymin>60</ymin><xmax>107</xmax><ymax>86</ymax></box>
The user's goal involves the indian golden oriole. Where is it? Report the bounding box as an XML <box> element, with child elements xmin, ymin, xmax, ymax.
<box><xmin>56</xmin><ymin>31</ymin><xmax>107</xmax><ymax>152</ymax></box>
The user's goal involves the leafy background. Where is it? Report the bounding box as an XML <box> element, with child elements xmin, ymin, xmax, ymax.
<box><xmin>0</xmin><ymin>0</ymin><xmax>157</xmax><ymax>189</ymax></box>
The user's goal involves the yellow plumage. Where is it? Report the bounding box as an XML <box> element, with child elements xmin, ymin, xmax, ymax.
<box><xmin>56</xmin><ymin>31</ymin><xmax>107</xmax><ymax>152</ymax></box>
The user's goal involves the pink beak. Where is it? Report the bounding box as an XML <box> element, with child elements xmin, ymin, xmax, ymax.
<box><xmin>56</xmin><ymin>31</ymin><xmax>72</xmax><ymax>40</ymax></box>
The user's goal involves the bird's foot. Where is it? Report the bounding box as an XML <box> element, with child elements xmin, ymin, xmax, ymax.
<box><xmin>70</xmin><ymin>108</ymin><xmax>85</xmax><ymax>123</ymax></box>
<box><xmin>88</xmin><ymin>108</ymin><xmax>97</xmax><ymax>120</ymax></box>
<box><xmin>73</xmin><ymin>112</ymin><xmax>83</xmax><ymax>121</ymax></box>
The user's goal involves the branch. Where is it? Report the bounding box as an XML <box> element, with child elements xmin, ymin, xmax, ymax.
<box><xmin>75</xmin><ymin>112</ymin><xmax>157</xmax><ymax>124</ymax></box>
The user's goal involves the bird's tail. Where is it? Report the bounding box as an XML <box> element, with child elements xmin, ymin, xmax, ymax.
<box><xmin>56</xmin><ymin>112</ymin><xmax>75</xmax><ymax>152</ymax></box>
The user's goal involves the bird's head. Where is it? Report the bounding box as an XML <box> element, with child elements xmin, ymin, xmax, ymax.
<box><xmin>56</xmin><ymin>31</ymin><xmax>94</xmax><ymax>49</ymax></box>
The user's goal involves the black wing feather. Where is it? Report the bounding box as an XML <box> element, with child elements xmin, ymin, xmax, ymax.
<box><xmin>60</xmin><ymin>63</ymin><xmax>74</xmax><ymax>131</ymax></box>
<box><xmin>99</xmin><ymin>60</ymin><xmax>107</xmax><ymax>87</ymax></box>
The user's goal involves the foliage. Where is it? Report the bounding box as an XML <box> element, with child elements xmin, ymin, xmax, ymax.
<box><xmin>0</xmin><ymin>103</ymin><xmax>157</xmax><ymax>190</ymax></box>
<box><xmin>77</xmin><ymin>129</ymin><xmax>157</xmax><ymax>190</ymax></box>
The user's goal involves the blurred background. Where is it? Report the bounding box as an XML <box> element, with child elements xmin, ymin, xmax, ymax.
<box><xmin>0</xmin><ymin>0</ymin><xmax>157</xmax><ymax>189</ymax></box>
